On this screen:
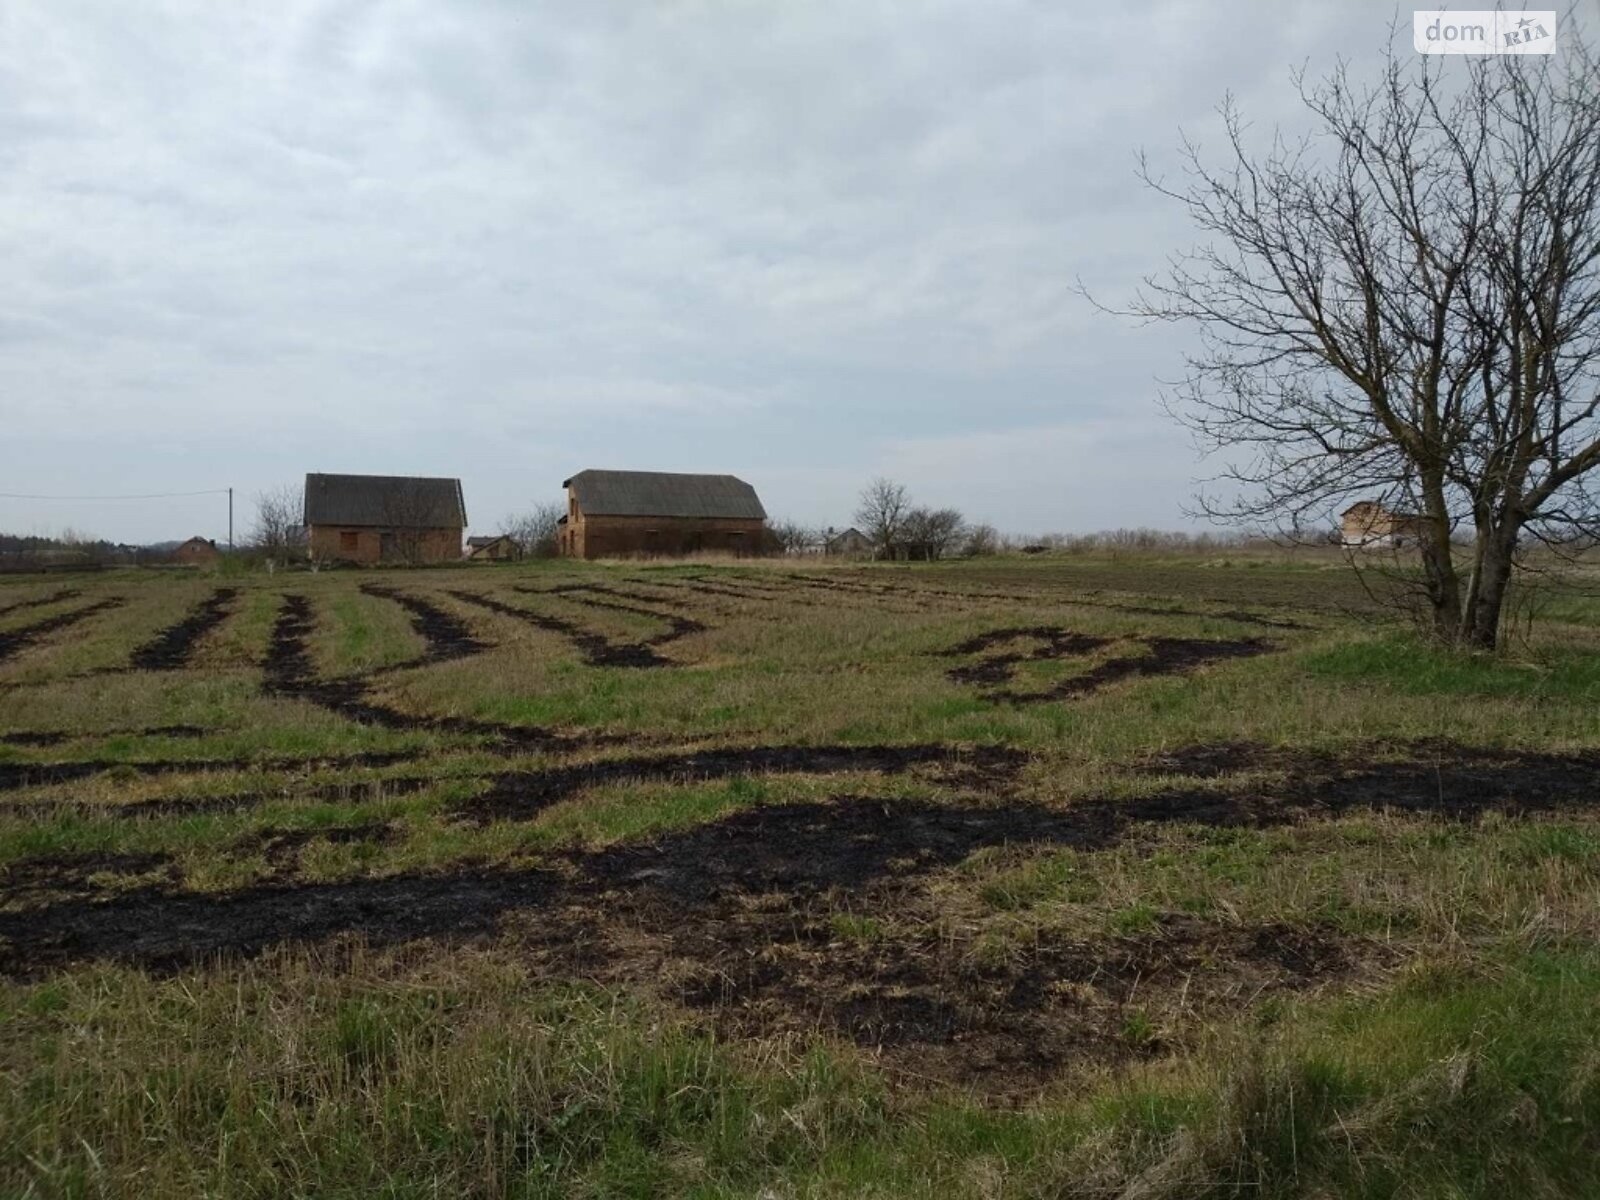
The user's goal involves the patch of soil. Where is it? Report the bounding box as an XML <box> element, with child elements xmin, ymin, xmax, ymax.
<box><xmin>941</xmin><ymin>625</ymin><xmax>1276</xmax><ymax>704</ymax></box>
<box><xmin>0</xmin><ymin>598</ymin><xmax>126</xmax><ymax>665</ymax></box>
<box><xmin>447</xmin><ymin>590</ymin><xmax>675</xmax><ymax>668</ymax></box>
<box><xmin>128</xmin><ymin>588</ymin><xmax>238</xmax><ymax>671</ymax></box>
<box><xmin>359</xmin><ymin>584</ymin><xmax>489</xmax><ymax>667</ymax></box>
<box><xmin>461</xmin><ymin>743</ymin><xmax>1030</xmax><ymax>823</ymax></box>
<box><xmin>0</xmin><ymin>588</ymin><xmax>80</xmax><ymax>617</ymax></box>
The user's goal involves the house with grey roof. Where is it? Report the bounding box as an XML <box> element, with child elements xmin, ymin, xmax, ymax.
<box><xmin>304</xmin><ymin>472</ymin><xmax>466</xmax><ymax>565</ymax></box>
<box><xmin>558</xmin><ymin>469</ymin><xmax>768</xmax><ymax>559</ymax></box>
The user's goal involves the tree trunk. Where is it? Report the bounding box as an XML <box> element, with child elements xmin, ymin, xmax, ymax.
<box><xmin>1416</xmin><ymin>488</ymin><xmax>1462</xmax><ymax>642</ymax></box>
<box><xmin>1461</xmin><ymin>521</ymin><xmax>1520</xmax><ymax>649</ymax></box>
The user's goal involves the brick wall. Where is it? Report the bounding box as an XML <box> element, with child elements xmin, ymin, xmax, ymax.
<box><xmin>308</xmin><ymin>525</ymin><xmax>462</xmax><ymax>565</ymax></box>
<box><xmin>560</xmin><ymin>509</ymin><xmax>768</xmax><ymax>559</ymax></box>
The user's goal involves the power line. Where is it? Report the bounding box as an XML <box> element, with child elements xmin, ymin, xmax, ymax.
<box><xmin>0</xmin><ymin>488</ymin><xmax>230</xmax><ymax>501</ymax></box>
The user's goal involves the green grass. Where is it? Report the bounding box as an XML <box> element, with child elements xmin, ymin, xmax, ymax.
<box><xmin>1307</xmin><ymin>633</ymin><xmax>1600</xmax><ymax>701</ymax></box>
<box><xmin>1</xmin><ymin>554</ymin><xmax>1599</xmax><ymax>1196</ymax></box>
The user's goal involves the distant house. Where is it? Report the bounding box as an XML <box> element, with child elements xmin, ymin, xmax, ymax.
<box><xmin>172</xmin><ymin>536</ymin><xmax>221</xmax><ymax>566</ymax></box>
<box><xmin>467</xmin><ymin>534</ymin><xmax>521</xmax><ymax>562</ymax></box>
<box><xmin>1341</xmin><ymin>501</ymin><xmax>1428</xmax><ymax>548</ymax></box>
<box><xmin>824</xmin><ymin>527</ymin><xmax>872</xmax><ymax>557</ymax></box>
<box><xmin>304</xmin><ymin>473</ymin><xmax>466</xmax><ymax>566</ymax></box>
<box><xmin>557</xmin><ymin>469</ymin><xmax>768</xmax><ymax>559</ymax></box>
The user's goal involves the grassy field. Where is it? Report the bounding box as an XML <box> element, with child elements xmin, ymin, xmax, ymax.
<box><xmin>1</xmin><ymin>554</ymin><xmax>1598</xmax><ymax>1198</ymax></box>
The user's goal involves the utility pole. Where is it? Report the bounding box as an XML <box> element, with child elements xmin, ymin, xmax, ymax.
<box><xmin>228</xmin><ymin>487</ymin><xmax>233</xmax><ymax>551</ymax></box>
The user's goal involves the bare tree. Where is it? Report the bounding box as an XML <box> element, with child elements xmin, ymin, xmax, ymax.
<box><xmin>249</xmin><ymin>485</ymin><xmax>305</xmax><ymax>565</ymax></box>
<box><xmin>901</xmin><ymin>506</ymin><xmax>967</xmax><ymax>560</ymax></box>
<box><xmin>961</xmin><ymin>522</ymin><xmax>1002</xmax><ymax>557</ymax></box>
<box><xmin>380</xmin><ymin>482</ymin><xmax>442</xmax><ymax>565</ymax></box>
<box><xmin>767</xmin><ymin>518</ymin><xmax>818</xmax><ymax>555</ymax></box>
<box><xmin>499</xmin><ymin>502</ymin><xmax>564</xmax><ymax>558</ymax></box>
<box><xmin>854</xmin><ymin>478</ymin><xmax>909</xmax><ymax>559</ymax></box>
<box><xmin>1117</xmin><ymin>44</ymin><xmax>1600</xmax><ymax>648</ymax></box>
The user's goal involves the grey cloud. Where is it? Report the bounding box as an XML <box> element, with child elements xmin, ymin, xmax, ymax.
<box><xmin>1</xmin><ymin>0</ymin><xmax>1425</xmax><ymax>541</ymax></box>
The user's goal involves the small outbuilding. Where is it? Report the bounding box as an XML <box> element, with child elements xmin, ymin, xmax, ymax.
<box><xmin>1341</xmin><ymin>501</ymin><xmax>1428</xmax><ymax>548</ymax></box>
<box><xmin>557</xmin><ymin>469</ymin><xmax>768</xmax><ymax>559</ymax></box>
<box><xmin>467</xmin><ymin>534</ymin><xmax>521</xmax><ymax>562</ymax></box>
<box><xmin>304</xmin><ymin>473</ymin><xmax>466</xmax><ymax>565</ymax></box>
<box><xmin>171</xmin><ymin>536</ymin><xmax>221</xmax><ymax>566</ymax></box>
<box><xmin>824</xmin><ymin>526</ymin><xmax>873</xmax><ymax>557</ymax></box>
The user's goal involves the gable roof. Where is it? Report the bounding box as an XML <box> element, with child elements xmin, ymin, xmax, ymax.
<box><xmin>467</xmin><ymin>535</ymin><xmax>511</xmax><ymax>548</ymax></box>
<box><xmin>1342</xmin><ymin>500</ymin><xmax>1423</xmax><ymax>521</ymax></box>
<box><xmin>562</xmin><ymin>470</ymin><xmax>766</xmax><ymax>520</ymax></box>
<box><xmin>304</xmin><ymin>473</ymin><xmax>466</xmax><ymax>528</ymax></box>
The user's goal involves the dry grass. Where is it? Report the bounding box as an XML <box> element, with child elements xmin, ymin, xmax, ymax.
<box><xmin>1</xmin><ymin>556</ymin><xmax>1598</xmax><ymax>1196</ymax></box>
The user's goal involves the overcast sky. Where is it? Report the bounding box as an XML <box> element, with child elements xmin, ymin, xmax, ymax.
<box><xmin>1</xmin><ymin>1</ymin><xmax>1477</xmax><ymax>543</ymax></box>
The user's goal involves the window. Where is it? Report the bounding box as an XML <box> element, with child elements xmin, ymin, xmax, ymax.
<box><xmin>339</xmin><ymin>530</ymin><xmax>359</xmax><ymax>553</ymax></box>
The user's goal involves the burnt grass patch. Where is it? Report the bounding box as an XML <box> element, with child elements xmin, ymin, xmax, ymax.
<box><xmin>0</xmin><ymin>724</ymin><xmax>208</xmax><ymax>748</ymax></box>
<box><xmin>262</xmin><ymin>594</ymin><xmax>568</xmax><ymax>749</ymax></box>
<box><xmin>448</xmin><ymin>589</ymin><xmax>675</xmax><ymax>668</ymax></box>
<box><xmin>128</xmin><ymin>588</ymin><xmax>238</xmax><ymax>671</ymax></box>
<box><xmin>2</xmin><ymin>850</ymin><xmax>179</xmax><ymax>905</ymax></box>
<box><xmin>0</xmin><ymin>598</ymin><xmax>126</xmax><ymax>665</ymax></box>
<box><xmin>940</xmin><ymin>625</ymin><xmax>1276</xmax><ymax>704</ymax></box>
<box><xmin>359</xmin><ymin>584</ymin><xmax>489</xmax><ymax>668</ymax></box>
<box><xmin>943</xmin><ymin>628</ymin><xmax>1114</xmax><ymax>686</ymax></box>
<box><xmin>0</xmin><ymin>588</ymin><xmax>80</xmax><ymax>617</ymax></box>
<box><xmin>0</xmin><ymin>788</ymin><xmax>1388</xmax><ymax>1085</ymax></box>
<box><xmin>0</xmin><ymin>750</ymin><xmax>426</xmax><ymax>795</ymax></box>
<box><xmin>230</xmin><ymin>822</ymin><xmax>398</xmax><ymax>877</ymax></box>
<box><xmin>6</xmin><ymin>743</ymin><xmax>1599</xmax><ymax>1080</ymax></box>
<box><xmin>459</xmin><ymin>742</ymin><xmax>1030</xmax><ymax>823</ymax></box>
<box><xmin>1065</xmin><ymin>593</ymin><xmax>1312</xmax><ymax>631</ymax></box>
<box><xmin>532</xmin><ymin>584</ymin><xmax>710</xmax><ymax>646</ymax></box>
<box><xmin>3</xmin><ymin>772</ymin><xmax>455</xmax><ymax>821</ymax></box>
<box><xmin>664</xmin><ymin>576</ymin><xmax>825</xmax><ymax>608</ymax></box>
<box><xmin>1122</xmin><ymin>738</ymin><xmax>1600</xmax><ymax>823</ymax></box>
<box><xmin>787</xmin><ymin>572</ymin><xmax>1314</xmax><ymax>629</ymax></box>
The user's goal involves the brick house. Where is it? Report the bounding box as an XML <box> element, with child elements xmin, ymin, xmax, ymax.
<box><xmin>171</xmin><ymin>536</ymin><xmax>221</xmax><ymax>566</ymax></box>
<box><xmin>557</xmin><ymin>470</ymin><xmax>768</xmax><ymax>559</ymax></box>
<box><xmin>304</xmin><ymin>473</ymin><xmax>466</xmax><ymax>565</ymax></box>
<box><xmin>1340</xmin><ymin>500</ymin><xmax>1428</xmax><ymax>548</ymax></box>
